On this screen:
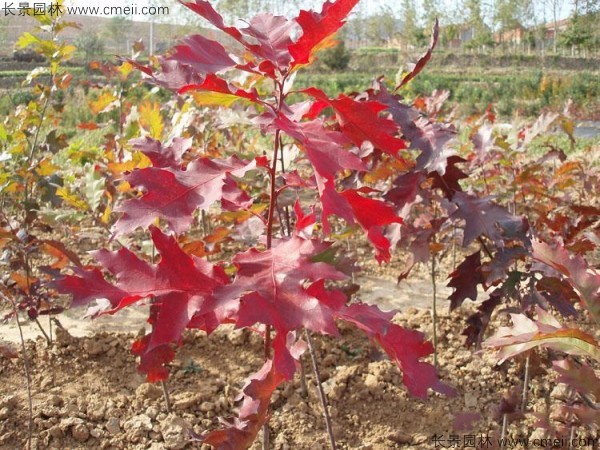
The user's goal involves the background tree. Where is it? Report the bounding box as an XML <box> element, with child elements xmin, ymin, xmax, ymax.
<box><xmin>464</xmin><ymin>0</ymin><xmax>494</xmax><ymax>49</ymax></box>
<box><xmin>422</xmin><ymin>0</ymin><xmax>440</xmax><ymax>32</ymax></box>
<box><xmin>401</xmin><ymin>0</ymin><xmax>425</xmax><ymax>50</ymax></box>
<box><xmin>0</xmin><ymin>17</ymin><xmax>9</xmax><ymax>53</ymax></box>
<box><xmin>102</xmin><ymin>16</ymin><xmax>133</xmax><ymax>54</ymax></box>
<box><xmin>363</xmin><ymin>5</ymin><xmax>399</xmax><ymax>46</ymax></box>
<box><xmin>320</xmin><ymin>39</ymin><xmax>351</xmax><ymax>70</ymax></box>
<box><xmin>76</xmin><ymin>31</ymin><xmax>105</xmax><ymax>66</ymax></box>
<box><xmin>544</xmin><ymin>0</ymin><xmax>567</xmax><ymax>52</ymax></box>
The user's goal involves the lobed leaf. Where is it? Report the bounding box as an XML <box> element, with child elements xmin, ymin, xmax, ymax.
<box><xmin>113</xmin><ymin>155</ymin><xmax>260</xmax><ymax>235</ymax></box>
<box><xmin>289</xmin><ymin>0</ymin><xmax>359</xmax><ymax>68</ymax></box>
<box><xmin>484</xmin><ymin>306</ymin><xmax>600</xmax><ymax>364</ymax></box>
<box><xmin>53</xmin><ymin>226</ymin><xmax>230</xmax><ymax>380</ymax></box>
<box><xmin>531</xmin><ymin>238</ymin><xmax>600</xmax><ymax>325</ymax></box>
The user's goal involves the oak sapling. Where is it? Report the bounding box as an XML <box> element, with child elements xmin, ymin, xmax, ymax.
<box><xmin>52</xmin><ymin>0</ymin><xmax>464</xmax><ymax>448</ymax></box>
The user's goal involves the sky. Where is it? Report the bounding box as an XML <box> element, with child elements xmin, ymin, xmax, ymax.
<box><xmin>57</xmin><ymin>0</ymin><xmax>571</xmax><ymax>25</ymax></box>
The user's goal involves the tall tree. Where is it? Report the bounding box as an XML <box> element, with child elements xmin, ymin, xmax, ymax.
<box><xmin>466</xmin><ymin>0</ymin><xmax>488</xmax><ymax>40</ymax></box>
<box><xmin>422</xmin><ymin>0</ymin><xmax>440</xmax><ymax>31</ymax></box>
<box><xmin>544</xmin><ymin>0</ymin><xmax>566</xmax><ymax>52</ymax></box>
<box><xmin>364</xmin><ymin>5</ymin><xmax>399</xmax><ymax>46</ymax></box>
<box><xmin>401</xmin><ymin>0</ymin><xmax>424</xmax><ymax>49</ymax></box>
<box><xmin>0</xmin><ymin>17</ymin><xmax>8</xmax><ymax>52</ymax></box>
<box><xmin>102</xmin><ymin>16</ymin><xmax>133</xmax><ymax>54</ymax></box>
<box><xmin>561</xmin><ymin>0</ymin><xmax>599</xmax><ymax>54</ymax></box>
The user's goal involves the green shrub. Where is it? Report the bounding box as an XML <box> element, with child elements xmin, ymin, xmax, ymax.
<box><xmin>320</xmin><ymin>40</ymin><xmax>351</xmax><ymax>71</ymax></box>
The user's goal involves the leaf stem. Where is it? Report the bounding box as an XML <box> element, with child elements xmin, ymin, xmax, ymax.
<box><xmin>262</xmin><ymin>79</ymin><xmax>287</xmax><ymax>450</ymax></box>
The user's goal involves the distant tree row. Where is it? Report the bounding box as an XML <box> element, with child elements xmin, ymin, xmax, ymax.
<box><xmin>209</xmin><ymin>0</ymin><xmax>600</xmax><ymax>55</ymax></box>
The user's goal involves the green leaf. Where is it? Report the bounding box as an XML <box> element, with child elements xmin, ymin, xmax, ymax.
<box><xmin>16</xmin><ymin>32</ymin><xmax>40</xmax><ymax>49</ymax></box>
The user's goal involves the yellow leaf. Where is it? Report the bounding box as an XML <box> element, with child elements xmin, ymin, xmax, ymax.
<box><xmin>117</xmin><ymin>181</ymin><xmax>131</xmax><ymax>193</ymax></box>
<box><xmin>16</xmin><ymin>32</ymin><xmax>40</xmax><ymax>49</ymax></box>
<box><xmin>561</xmin><ymin>118</ymin><xmax>575</xmax><ymax>137</ymax></box>
<box><xmin>59</xmin><ymin>44</ymin><xmax>77</xmax><ymax>60</ymax></box>
<box><xmin>118</xmin><ymin>61</ymin><xmax>134</xmax><ymax>78</ymax></box>
<box><xmin>0</xmin><ymin>123</ymin><xmax>7</xmax><ymax>142</ymax></box>
<box><xmin>139</xmin><ymin>101</ymin><xmax>164</xmax><ymax>139</ymax></box>
<box><xmin>89</xmin><ymin>91</ymin><xmax>118</xmax><ymax>114</ymax></box>
<box><xmin>192</xmin><ymin>91</ymin><xmax>242</xmax><ymax>107</ymax></box>
<box><xmin>101</xmin><ymin>191</ymin><xmax>113</xmax><ymax>224</ymax></box>
<box><xmin>35</xmin><ymin>158</ymin><xmax>60</xmax><ymax>176</ymax></box>
<box><xmin>108</xmin><ymin>151</ymin><xmax>151</xmax><ymax>175</ymax></box>
<box><xmin>56</xmin><ymin>187</ymin><xmax>88</xmax><ymax>210</ymax></box>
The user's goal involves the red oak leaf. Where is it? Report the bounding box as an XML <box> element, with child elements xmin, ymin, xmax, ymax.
<box><xmin>375</xmin><ymin>86</ymin><xmax>456</xmax><ymax>174</ymax></box>
<box><xmin>241</xmin><ymin>14</ymin><xmax>295</xmax><ymax>69</ymax></box>
<box><xmin>385</xmin><ymin>171</ymin><xmax>425</xmax><ymax>210</ymax></box>
<box><xmin>462</xmin><ymin>291</ymin><xmax>502</xmax><ymax>348</ymax></box>
<box><xmin>341</xmin><ymin>189</ymin><xmax>403</xmax><ymax>263</ymax></box>
<box><xmin>181</xmin><ymin>2</ymin><xmax>297</xmax><ymax>76</ymax></box>
<box><xmin>127</xmin><ymin>58</ymin><xmax>260</xmax><ymax>104</ymax></box>
<box><xmin>53</xmin><ymin>226</ymin><xmax>230</xmax><ymax>380</ymax></box>
<box><xmin>429</xmin><ymin>155</ymin><xmax>468</xmax><ymax>198</ymax></box>
<box><xmin>113</xmin><ymin>155</ymin><xmax>260</xmax><ymax>235</ymax></box>
<box><xmin>198</xmin><ymin>358</ymin><xmax>286</xmax><ymax>450</ymax></box>
<box><xmin>553</xmin><ymin>359</ymin><xmax>600</xmax><ymax>400</ymax></box>
<box><xmin>131</xmin><ymin>336</ymin><xmax>175</xmax><ymax>382</ymax></box>
<box><xmin>214</xmin><ymin>236</ymin><xmax>348</xmax><ymax>336</ymax></box>
<box><xmin>535</xmin><ymin>277</ymin><xmax>578</xmax><ymax>317</ymax></box>
<box><xmin>337</xmin><ymin>303</ymin><xmax>455</xmax><ymax>398</ymax></box>
<box><xmin>289</xmin><ymin>0</ymin><xmax>359</xmax><ymax>68</ymax></box>
<box><xmin>447</xmin><ymin>251</ymin><xmax>483</xmax><ymax>310</ymax></box>
<box><xmin>168</xmin><ymin>34</ymin><xmax>236</xmax><ymax>74</ymax></box>
<box><xmin>181</xmin><ymin>1</ymin><xmax>245</xmax><ymax>43</ymax></box>
<box><xmin>130</xmin><ymin>136</ymin><xmax>191</xmax><ymax>168</ymax></box>
<box><xmin>316</xmin><ymin>176</ymin><xmax>355</xmax><ymax>235</ymax></box>
<box><xmin>177</xmin><ymin>73</ymin><xmax>261</xmax><ymax>102</ymax></box>
<box><xmin>142</xmin><ymin>59</ymin><xmax>203</xmax><ymax>91</ymax></box>
<box><xmin>52</xmin><ymin>266</ymin><xmax>127</xmax><ymax>308</ymax></box>
<box><xmin>395</xmin><ymin>19</ymin><xmax>439</xmax><ymax>90</ymax></box>
<box><xmin>304</xmin><ymin>88</ymin><xmax>406</xmax><ymax>156</ymax></box>
<box><xmin>531</xmin><ymin>238</ymin><xmax>600</xmax><ymax>325</ymax></box>
<box><xmin>451</xmin><ymin>192</ymin><xmax>521</xmax><ymax>246</ymax></box>
<box><xmin>275</xmin><ymin>115</ymin><xmax>366</xmax><ymax>180</ymax></box>
<box><xmin>484</xmin><ymin>306</ymin><xmax>600</xmax><ymax>363</ymax></box>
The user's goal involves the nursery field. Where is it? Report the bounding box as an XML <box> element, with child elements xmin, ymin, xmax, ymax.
<box><xmin>1</xmin><ymin>1</ymin><xmax>599</xmax><ymax>450</ymax></box>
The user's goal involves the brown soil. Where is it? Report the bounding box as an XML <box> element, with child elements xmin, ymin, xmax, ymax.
<box><xmin>1</xmin><ymin>300</ymin><xmax>582</xmax><ymax>450</ymax></box>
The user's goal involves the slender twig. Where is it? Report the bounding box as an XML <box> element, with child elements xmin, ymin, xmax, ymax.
<box><xmin>500</xmin><ymin>413</ymin><xmax>508</xmax><ymax>450</ymax></box>
<box><xmin>2</xmin><ymin>292</ymin><xmax>33</xmax><ymax>450</ymax></box>
<box><xmin>265</xmin><ymin>129</ymin><xmax>282</xmax><ymax>250</ymax></box>
<box><xmin>477</xmin><ymin>236</ymin><xmax>494</xmax><ymax>259</ymax></box>
<box><xmin>521</xmin><ymin>355</ymin><xmax>530</xmax><ymax>412</ymax></box>
<box><xmin>452</xmin><ymin>224</ymin><xmax>457</xmax><ymax>270</ymax></box>
<box><xmin>431</xmin><ymin>203</ymin><xmax>439</xmax><ymax>368</ymax></box>
<box><xmin>305</xmin><ymin>330</ymin><xmax>337</xmax><ymax>450</ymax></box>
<box><xmin>24</xmin><ymin>92</ymin><xmax>51</xmax><ymax>204</ymax></box>
<box><xmin>262</xmin><ymin>424</ymin><xmax>270</xmax><ymax>450</ymax></box>
<box><xmin>34</xmin><ymin>317</ymin><xmax>51</xmax><ymax>345</ymax></box>
<box><xmin>262</xmin><ymin>78</ymin><xmax>288</xmax><ymax>450</ymax></box>
<box><xmin>431</xmin><ymin>253</ymin><xmax>438</xmax><ymax>368</ymax></box>
<box><xmin>161</xmin><ymin>381</ymin><xmax>172</xmax><ymax>413</ymax></box>
<box><xmin>299</xmin><ymin>357</ymin><xmax>308</xmax><ymax>398</ymax></box>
